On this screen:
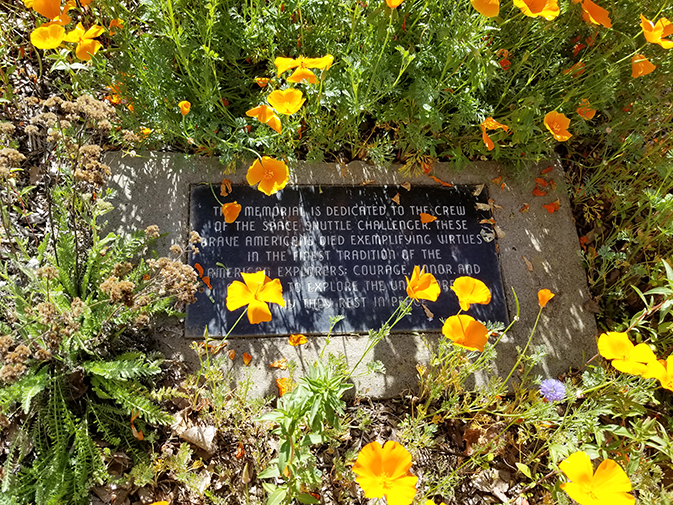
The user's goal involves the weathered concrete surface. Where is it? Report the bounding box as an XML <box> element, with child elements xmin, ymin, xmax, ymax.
<box><xmin>105</xmin><ymin>152</ymin><xmax>596</xmax><ymax>398</ymax></box>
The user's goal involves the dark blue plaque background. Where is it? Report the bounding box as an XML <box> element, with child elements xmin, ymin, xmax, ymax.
<box><xmin>186</xmin><ymin>185</ymin><xmax>508</xmax><ymax>337</ymax></box>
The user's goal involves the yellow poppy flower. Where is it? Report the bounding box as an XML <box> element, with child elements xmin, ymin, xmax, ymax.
<box><xmin>63</xmin><ymin>22</ymin><xmax>105</xmax><ymax>61</ymax></box>
<box><xmin>273</xmin><ymin>54</ymin><xmax>334</xmax><ymax>77</ymax></box>
<box><xmin>225</xmin><ymin>270</ymin><xmax>285</xmax><ymax>325</ymax></box>
<box><xmin>405</xmin><ymin>266</ymin><xmax>440</xmax><ymax>302</ymax></box>
<box><xmin>597</xmin><ymin>332</ymin><xmax>657</xmax><ymax>375</ymax></box>
<box><xmin>245</xmin><ymin>104</ymin><xmax>282</xmax><ymax>134</ymax></box>
<box><xmin>560</xmin><ymin>452</ymin><xmax>634</xmax><ymax>505</ymax></box>
<box><xmin>178</xmin><ymin>100</ymin><xmax>191</xmax><ymax>115</ymax></box>
<box><xmin>442</xmin><ymin>314</ymin><xmax>489</xmax><ymax>352</ymax></box>
<box><xmin>109</xmin><ymin>18</ymin><xmax>124</xmax><ymax>35</ymax></box>
<box><xmin>471</xmin><ymin>0</ymin><xmax>499</xmax><ymax>17</ymax></box>
<box><xmin>386</xmin><ymin>0</ymin><xmax>405</xmax><ymax>7</ymax></box>
<box><xmin>580</xmin><ymin>0</ymin><xmax>612</xmax><ymax>28</ymax></box>
<box><xmin>246</xmin><ymin>157</ymin><xmax>289</xmax><ymax>196</ymax></box>
<box><xmin>267</xmin><ymin>88</ymin><xmax>305</xmax><ymax>115</ymax></box>
<box><xmin>576</xmin><ymin>99</ymin><xmax>596</xmax><ymax>120</ymax></box>
<box><xmin>631</xmin><ymin>54</ymin><xmax>657</xmax><ymax>78</ymax></box>
<box><xmin>513</xmin><ymin>0</ymin><xmax>559</xmax><ymax>20</ymax></box>
<box><xmin>352</xmin><ymin>441</ymin><xmax>418</xmax><ymax>505</ymax></box>
<box><xmin>30</xmin><ymin>24</ymin><xmax>65</xmax><ymax>49</ymax></box>
<box><xmin>537</xmin><ymin>289</ymin><xmax>555</xmax><ymax>307</ymax></box>
<box><xmin>543</xmin><ymin>111</ymin><xmax>572</xmax><ymax>142</ymax></box>
<box><xmin>480</xmin><ymin>117</ymin><xmax>509</xmax><ymax>151</ymax></box>
<box><xmin>450</xmin><ymin>276</ymin><xmax>491</xmax><ymax>311</ymax></box>
<box><xmin>221</xmin><ymin>202</ymin><xmax>241</xmax><ymax>223</ymax></box>
<box><xmin>640</xmin><ymin>14</ymin><xmax>673</xmax><ymax>49</ymax></box>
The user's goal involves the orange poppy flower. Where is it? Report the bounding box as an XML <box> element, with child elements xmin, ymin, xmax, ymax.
<box><xmin>640</xmin><ymin>14</ymin><xmax>673</xmax><ymax>49</ymax></box>
<box><xmin>597</xmin><ymin>331</ymin><xmax>657</xmax><ymax>375</ymax></box>
<box><xmin>246</xmin><ymin>104</ymin><xmax>282</xmax><ymax>133</ymax></box>
<box><xmin>221</xmin><ymin>202</ymin><xmax>241</xmax><ymax>223</ymax></box>
<box><xmin>544</xmin><ymin>111</ymin><xmax>572</xmax><ymax>142</ymax></box>
<box><xmin>267</xmin><ymin>88</ymin><xmax>305</xmax><ymax>115</ymax></box>
<box><xmin>246</xmin><ymin>157</ymin><xmax>289</xmax><ymax>196</ymax></box>
<box><xmin>405</xmin><ymin>266</ymin><xmax>440</xmax><ymax>302</ymax></box>
<box><xmin>576</xmin><ymin>99</ymin><xmax>596</xmax><ymax>120</ymax></box>
<box><xmin>513</xmin><ymin>0</ymin><xmax>559</xmax><ymax>20</ymax></box>
<box><xmin>538</xmin><ymin>289</ymin><xmax>555</xmax><ymax>307</ymax></box>
<box><xmin>178</xmin><ymin>100</ymin><xmax>191</xmax><ymax>116</ymax></box>
<box><xmin>560</xmin><ymin>452</ymin><xmax>634</xmax><ymax>505</ymax></box>
<box><xmin>352</xmin><ymin>441</ymin><xmax>418</xmax><ymax>505</ymax></box>
<box><xmin>30</xmin><ymin>24</ymin><xmax>65</xmax><ymax>49</ymax></box>
<box><xmin>643</xmin><ymin>355</ymin><xmax>673</xmax><ymax>391</ymax></box>
<box><xmin>288</xmin><ymin>334</ymin><xmax>307</xmax><ymax>346</ymax></box>
<box><xmin>385</xmin><ymin>0</ymin><xmax>405</xmax><ymax>8</ymax></box>
<box><xmin>225</xmin><ymin>270</ymin><xmax>285</xmax><ymax>325</ymax></box>
<box><xmin>109</xmin><ymin>18</ymin><xmax>124</xmax><ymax>35</ymax></box>
<box><xmin>63</xmin><ymin>22</ymin><xmax>105</xmax><ymax>61</ymax></box>
<box><xmin>274</xmin><ymin>54</ymin><xmax>334</xmax><ymax>77</ymax></box>
<box><xmin>631</xmin><ymin>54</ymin><xmax>657</xmax><ymax>78</ymax></box>
<box><xmin>471</xmin><ymin>0</ymin><xmax>499</xmax><ymax>17</ymax></box>
<box><xmin>480</xmin><ymin>117</ymin><xmax>509</xmax><ymax>151</ymax></box>
<box><xmin>442</xmin><ymin>315</ymin><xmax>489</xmax><ymax>352</ymax></box>
<box><xmin>580</xmin><ymin>0</ymin><xmax>612</xmax><ymax>29</ymax></box>
<box><xmin>451</xmin><ymin>276</ymin><xmax>491</xmax><ymax>311</ymax></box>
<box><xmin>420</xmin><ymin>213</ymin><xmax>437</xmax><ymax>223</ymax></box>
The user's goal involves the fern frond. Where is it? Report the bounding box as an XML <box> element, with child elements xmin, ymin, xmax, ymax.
<box><xmin>83</xmin><ymin>356</ymin><xmax>161</xmax><ymax>381</ymax></box>
<box><xmin>55</xmin><ymin>233</ymin><xmax>79</xmax><ymax>298</ymax></box>
<box><xmin>73</xmin><ymin>418</ymin><xmax>105</xmax><ymax>501</ymax></box>
<box><xmin>91</xmin><ymin>376</ymin><xmax>173</xmax><ymax>425</ymax></box>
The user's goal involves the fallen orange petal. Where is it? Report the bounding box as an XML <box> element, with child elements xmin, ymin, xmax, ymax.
<box><xmin>532</xmin><ymin>187</ymin><xmax>548</xmax><ymax>197</ymax></box>
<box><xmin>491</xmin><ymin>175</ymin><xmax>503</xmax><ymax>185</ymax></box>
<box><xmin>429</xmin><ymin>175</ymin><xmax>453</xmax><ymax>187</ymax></box>
<box><xmin>541</xmin><ymin>166</ymin><xmax>553</xmax><ymax>174</ymax></box>
<box><xmin>519</xmin><ymin>203</ymin><xmax>530</xmax><ymax>212</ymax></box>
<box><xmin>202</xmin><ymin>276</ymin><xmax>212</xmax><ymax>290</ymax></box>
<box><xmin>194</xmin><ymin>263</ymin><xmax>204</xmax><ymax>277</ymax></box>
<box><xmin>235</xmin><ymin>442</ymin><xmax>245</xmax><ymax>459</ymax></box>
<box><xmin>228</xmin><ymin>350</ymin><xmax>236</xmax><ymax>360</ymax></box>
<box><xmin>242</xmin><ymin>352</ymin><xmax>252</xmax><ymax>365</ymax></box>
<box><xmin>420</xmin><ymin>213</ymin><xmax>438</xmax><ymax>223</ymax></box>
<box><xmin>269</xmin><ymin>357</ymin><xmax>288</xmax><ymax>369</ymax></box>
<box><xmin>542</xmin><ymin>199</ymin><xmax>560</xmax><ymax>213</ymax></box>
<box><xmin>534</xmin><ymin>177</ymin><xmax>548</xmax><ymax>187</ymax></box>
<box><xmin>288</xmin><ymin>334</ymin><xmax>307</xmax><ymax>346</ymax></box>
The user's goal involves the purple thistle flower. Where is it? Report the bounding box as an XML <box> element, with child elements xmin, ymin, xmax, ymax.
<box><xmin>540</xmin><ymin>379</ymin><xmax>566</xmax><ymax>402</ymax></box>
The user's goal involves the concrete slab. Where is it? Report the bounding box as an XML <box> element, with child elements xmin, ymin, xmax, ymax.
<box><xmin>104</xmin><ymin>152</ymin><xmax>597</xmax><ymax>398</ymax></box>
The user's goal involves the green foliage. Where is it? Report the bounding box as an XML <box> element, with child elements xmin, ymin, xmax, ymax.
<box><xmin>0</xmin><ymin>97</ymin><xmax>196</xmax><ymax>504</ymax></box>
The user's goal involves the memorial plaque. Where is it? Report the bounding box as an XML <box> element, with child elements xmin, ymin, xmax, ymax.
<box><xmin>186</xmin><ymin>185</ymin><xmax>508</xmax><ymax>337</ymax></box>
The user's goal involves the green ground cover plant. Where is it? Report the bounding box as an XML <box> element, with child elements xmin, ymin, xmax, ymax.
<box><xmin>0</xmin><ymin>0</ymin><xmax>672</xmax><ymax>503</ymax></box>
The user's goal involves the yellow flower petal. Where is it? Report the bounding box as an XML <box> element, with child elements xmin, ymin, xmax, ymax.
<box><xmin>597</xmin><ymin>332</ymin><xmax>632</xmax><ymax>360</ymax></box>
<box><xmin>287</xmin><ymin>67</ymin><xmax>318</xmax><ymax>84</ymax></box>
<box><xmin>471</xmin><ymin>0</ymin><xmax>500</xmax><ymax>17</ymax></box>
<box><xmin>30</xmin><ymin>24</ymin><xmax>65</xmax><ymax>49</ymax></box>
<box><xmin>451</xmin><ymin>276</ymin><xmax>491</xmax><ymax>311</ymax></box>
<box><xmin>247</xmin><ymin>298</ymin><xmax>272</xmax><ymax>324</ymax></box>
<box><xmin>267</xmin><ymin>88</ymin><xmax>305</xmax><ymax>115</ymax></box>
<box><xmin>75</xmin><ymin>39</ymin><xmax>102</xmax><ymax>60</ymax></box>
<box><xmin>30</xmin><ymin>0</ymin><xmax>61</xmax><ymax>19</ymax></box>
<box><xmin>274</xmin><ymin>56</ymin><xmax>299</xmax><ymax>77</ymax></box>
<box><xmin>225</xmin><ymin>280</ymin><xmax>254</xmax><ymax>311</ymax></box>
<box><xmin>513</xmin><ymin>0</ymin><xmax>559</xmax><ymax>20</ymax></box>
<box><xmin>442</xmin><ymin>314</ymin><xmax>489</xmax><ymax>352</ymax></box>
<box><xmin>631</xmin><ymin>54</ymin><xmax>657</xmax><ymax>78</ymax></box>
<box><xmin>581</xmin><ymin>0</ymin><xmax>612</xmax><ymax>29</ymax></box>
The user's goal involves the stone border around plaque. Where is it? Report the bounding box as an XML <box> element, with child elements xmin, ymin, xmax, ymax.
<box><xmin>105</xmin><ymin>152</ymin><xmax>598</xmax><ymax>399</ymax></box>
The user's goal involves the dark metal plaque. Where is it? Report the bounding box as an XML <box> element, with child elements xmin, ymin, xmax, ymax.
<box><xmin>186</xmin><ymin>185</ymin><xmax>508</xmax><ymax>337</ymax></box>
